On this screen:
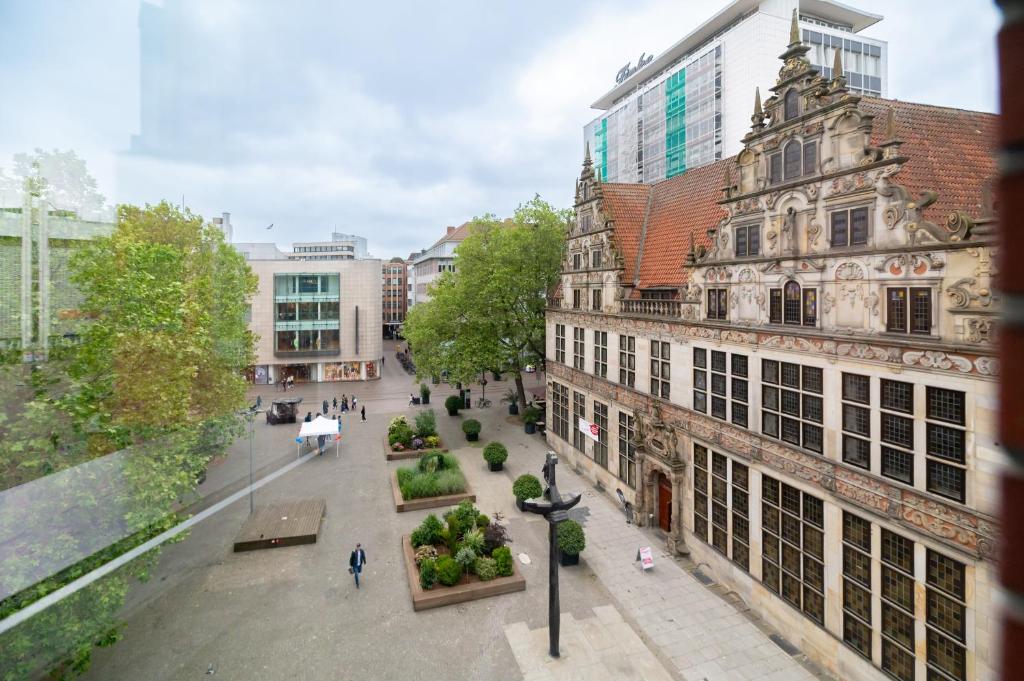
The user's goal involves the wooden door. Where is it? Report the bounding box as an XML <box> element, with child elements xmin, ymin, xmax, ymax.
<box><xmin>657</xmin><ymin>473</ymin><xmax>672</xmax><ymax>532</ymax></box>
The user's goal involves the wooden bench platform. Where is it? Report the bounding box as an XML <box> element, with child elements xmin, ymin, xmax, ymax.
<box><xmin>233</xmin><ymin>498</ymin><xmax>326</xmax><ymax>552</ymax></box>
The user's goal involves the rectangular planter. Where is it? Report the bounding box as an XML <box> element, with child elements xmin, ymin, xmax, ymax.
<box><xmin>391</xmin><ymin>470</ymin><xmax>475</xmax><ymax>513</ymax></box>
<box><xmin>402</xmin><ymin>535</ymin><xmax>525</xmax><ymax>611</ymax></box>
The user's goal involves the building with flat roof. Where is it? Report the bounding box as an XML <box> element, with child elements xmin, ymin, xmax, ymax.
<box><xmin>289</xmin><ymin>232</ymin><xmax>370</xmax><ymax>261</ymax></box>
<box><xmin>235</xmin><ymin>241</ymin><xmax>381</xmax><ymax>384</ymax></box>
<box><xmin>584</xmin><ymin>0</ymin><xmax>887</xmax><ymax>184</ymax></box>
<box><xmin>382</xmin><ymin>257</ymin><xmax>408</xmax><ymax>336</ymax></box>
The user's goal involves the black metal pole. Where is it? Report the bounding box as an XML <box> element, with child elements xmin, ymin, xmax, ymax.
<box><xmin>549</xmin><ymin>519</ymin><xmax>559</xmax><ymax>658</ymax></box>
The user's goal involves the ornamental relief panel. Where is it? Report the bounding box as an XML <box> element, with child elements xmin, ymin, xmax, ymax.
<box><xmin>547</xmin><ymin>310</ymin><xmax>998</xmax><ymax>378</ymax></box>
<box><xmin>874</xmin><ymin>253</ymin><xmax>944</xmax><ymax>277</ymax></box>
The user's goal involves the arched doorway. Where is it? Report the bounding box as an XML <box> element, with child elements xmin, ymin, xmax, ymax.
<box><xmin>657</xmin><ymin>472</ymin><xmax>672</xmax><ymax>532</ymax></box>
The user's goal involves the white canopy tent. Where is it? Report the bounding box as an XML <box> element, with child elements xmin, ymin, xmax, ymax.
<box><xmin>297</xmin><ymin>416</ymin><xmax>342</xmax><ymax>458</ymax></box>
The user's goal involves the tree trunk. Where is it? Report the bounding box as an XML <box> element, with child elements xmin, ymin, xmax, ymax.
<box><xmin>515</xmin><ymin>373</ymin><xmax>528</xmax><ymax>407</ymax></box>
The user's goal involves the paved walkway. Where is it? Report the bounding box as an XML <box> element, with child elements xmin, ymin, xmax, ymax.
<box><xmin>477</xmin><ymin>404</ymin><xmax>822</xmax><ymax>681</ymax></box>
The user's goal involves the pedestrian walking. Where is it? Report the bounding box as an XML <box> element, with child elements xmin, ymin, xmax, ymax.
<box><xmin>349</xmin><ymin>543</ymin><xmax>367</xmax><ymax>589</ymax></box>
<box><xmin>361</xmin><ymin>405</ymin><xmax>366</xmax><ymax>422</ymax></box>
<box><xmin>409</xmin><ymin>393</ymin><xmax>415</xmax><ymax>405</ymax></box>
<box><xmin>322</xmin><ymin>398</ymin><xmax>329</xmax><ymax>415</ymax></box>
<box><xmin>332</xmin><ymin>396</ymin><xmax>338</xmax><ymax>411</ymax></box>
<box><xmin>352</xmin><ymin>396</ymin><xmax>357</xmax><ymax>409</ymax></box>
<box><xmin>317</xmin><ymin>433</ymin><xmax>327</xmax><ymax>455</ymax></box>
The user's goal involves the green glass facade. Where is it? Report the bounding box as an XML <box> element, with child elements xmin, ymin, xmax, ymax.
<box><xmin>665</xmin><ymin>70</ymin><xmax>687</xmax><ymax>179</ymax></box>
<box><xmin>273</xmin><ymin>273</ymin><xmax>341</xmax><ymax>355</ymax></box>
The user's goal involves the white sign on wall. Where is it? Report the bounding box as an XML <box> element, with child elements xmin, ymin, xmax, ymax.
<box><xmin>577</xmin><ymin>417</ymin><xmax>599</xmax><ymax>442</ymax></box>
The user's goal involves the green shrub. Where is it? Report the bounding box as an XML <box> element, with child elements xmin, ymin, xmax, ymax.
<box><xmin>455</xmin><ymin>547</ymin><xmax>476</xmax><ymax>575</ymax></box>
<box><xmin>462</xmin><ymin>419</ymin><xmax>481</xmax><ymax>436</ymax></box>
<box><xmin>419</xmin><ymin>557</ymin><xmax>437</xmax><ymax>590</ymax></box>
<box><xmin>513</xmin><ymin>474</ymin><xmax>543</xmax><ymax>501</ymax></box>
<box><xmin>474</xmin><ymin>557</ymin><xmax>498</xmax><ymax>581</ymax></box>
<box><xmin>443</xmin><ymin>500</ymin><xmax>481</xmax><ymax>538</ymax></box>
<box><xmin>415</xmin><ymin>409</ymin><xmax>437</xmax><ymax>437</ymax></box>
<box><xmin>417</xmin><ymin>452</ymin><xmax>443</xmax><ymax>473</ymax></box>
<box><xmin>461</xmin><ymin>528</ymin><xmax>485</xmax><ymax>555</ymax></box>
<box><xmin>410</xmin><ymin>514</ymin><xmax>444</xmax><ymax>547</ymax></box>
<box><xmin>476</xmin><ymin>513</ymin><xmax>490</xmax><ymax>528</ymax></box>
<box><xmin>483</xmin><ymin>442</ymin><xmax>508</xmax><ymax>465</ymax></box>
<box><xmin>492</xmin><ymin>546</ymin><xmax>514</xmax><ymax>577</ymax></box>
<box><xmin>436</xmin><ymin>555</ymin><xmax>461</xmax><ymax>586</ymax></box>
<box><xmin>556</xmin><ymin>519</ymin><xmax>586</xmax><ymax>555</ymax></box>
<box><xmin>444</xmin><ymin>395</ymin><xmax>462</xmax><ymax>413</ymax></box>
<box><xmin>522</xmin><ymin>406</ymin><xmax>542</xmax><ymax>424</ymax></box>
<box><xmin>388</xmin><ymin>419</ymin><xmax>415</xmax><ymax>447</ymax></box>
<box><xmin>419</xmin><ymin>383</ymin><xmax>431</xmax><ymax>400</ymax></box>
<box><xmin>424</xmin><ymin>435</ymin><xmax>441</xmax><ymax>448</ymax></box>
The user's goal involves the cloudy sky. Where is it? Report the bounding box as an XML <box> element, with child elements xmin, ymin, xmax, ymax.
<box><xmin>0</xmin><ymin>0</ymin><xmax>1001</xmax><ymax>257</ymax></box>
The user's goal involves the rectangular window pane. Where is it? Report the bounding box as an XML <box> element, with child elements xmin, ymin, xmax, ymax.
<box><xmin>850</xmin><ymin>207</ymin><xmax>869</xmax><ymax>244</ymax></box>
<box><xmin>769</xmin><ymin>289</ymin><xmax>782</xmax><ymax>323</ymax></box>
<box><xmin>831</xmin><ymin>210</ymin><xmax>849</xmax><ymax>247</ymax></box>
<box><xmin>887</xmin><ymin>288</ymin><xmax>907</xmax><ymax>332</ymax></box>
<box><xmin>881</xmin><ymin>446</ymin><xmax>914</xmax><ymax>484</ymax></box>
<box><xmin>881</xmin><ymin>380</ymin><xmax>913</xmax><ymax>413</ymax></box>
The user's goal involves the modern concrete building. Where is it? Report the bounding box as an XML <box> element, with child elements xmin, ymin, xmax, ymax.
<box><xmin>584</xmin><ymin>0</ymin><xmax>887</xmax><ymax>184</ymax></box>
<box><xmin>551</xmin><ymin>26</ymin><xmax>996</xmax><ymax>681</ymax></box>
<box><xmin>289</xmin><ymin>232</ymin><xmax>370</xmax><ymax>261</ymax></box>
<box><xmin>0</xmin><ymin>191</ymin><xmax>113</xmax><ymax>360</ymax></box>
<box><xmin>382</xmin><ymin>257</ymin><xmax>408</xmax><ymax>336</ymax></box>
<box><xmin>408</xmin><ymin>223</ymin><xmax>472</xmax><ymax>308</ymax></box>
<box><xmin>236</xmin><ymin>242</ymin><xmax>381</xmax><ymax>383</ymax></box>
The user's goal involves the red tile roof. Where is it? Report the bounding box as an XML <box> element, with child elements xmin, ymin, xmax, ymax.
<box><xmin>860</xmin><ymin>97</ymin><xmax>996</xmax><ymax>220</ymax></box>
<box><xmin>635</xmin><ymin>161</ymin><xmax>727</xmax><ymax>289</ymax></box>
<box><xmin>429</xmin><ymin>221</ymin><xmax>473</xmax><ymax>249</ymax></box>
<box><xmin>595</xmin><ymin>98</ymin><xmax>996</xmax><ymax>292</ymax></box>
<box><xmin>600</xmin><ymin>183</ymin><xmax>650</xmax><ymax>284</ymax></box>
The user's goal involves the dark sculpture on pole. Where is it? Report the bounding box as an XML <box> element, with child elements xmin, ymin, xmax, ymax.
<box><xmin>522</xmin><ymin>451</ymin><xmax>582</xmax><ymax>658</ymax></box>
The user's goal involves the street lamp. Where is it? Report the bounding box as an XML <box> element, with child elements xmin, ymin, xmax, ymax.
<box><xmin>522</xmin><ymin>452</ymin><xmax>582</xmax><ymax>658</ymax></box>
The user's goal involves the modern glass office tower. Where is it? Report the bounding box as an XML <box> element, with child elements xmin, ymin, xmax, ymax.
<box><xmin>584</xmin><ymin>0</ymin><xmax>887</xmax><ymax>184</ymax></box>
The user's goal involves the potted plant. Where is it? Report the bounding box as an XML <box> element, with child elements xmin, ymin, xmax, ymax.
<box><xmin>483</xmin><ymin>442</ymin><xmax>508</xmax><ymax>471</ymax></box>
<box><xmin>523</xmin><ymin>405</ymin><xmax>541</xmax><ymax>434</ymax></box>
<box><xmin>420</xmin><ymin>383</ymin><xmax>431</xmax><ymax>405</ymax></box>
<box><xmin>444</xmin><ymin>395</ymin><xmax>461</xmax><ymax>416</ymax></box>
<box><xmin>462</xmin><ymin>418</ymin><xmax>481</xmax><ymax>442</ymax></box>
<box><xmin>556</xmin><ymin>519</ymin><xmax>586</xmax><ymax>566</ymax></box>
<box><xmin>502</xmin><ymin>389</ymin><xmax>520</xmax><ymax>416</ymax></box>
<box><xmin>513</xmin><ymin>474</ymin><xmax>543</xmax><ymax>512</ymax></box>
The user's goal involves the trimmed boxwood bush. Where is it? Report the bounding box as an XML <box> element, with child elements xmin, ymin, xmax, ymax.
<box><xmin>419</xmin><ymin>557</ymin><xmax>437</xmax><ymax>589</ymax></box>
<box><xmin>492</xmin><ymin>546</ymin><xmax>514</xmax><ymax>577</ymax></box>
<box><xmin>462</xmin><ymin>419</ymin><xmax>481</xmax><ymax>441</ymax></box>
<box><xmin>476</xmin><ymin>513</ymin><xmax>490</xmax><ymax>528</ymax></box>
<box><xmin>513</xmin><ymin>474</ymin><xmax>543</xmax><ymax>502</ymax></box>
<box><xmin>483</xmin><ymin>442</ymin><xmax>508</xmax><ymax>465</ymax></box>
<box><xmin>556</xmin><ymin>519</ymin><xmax>586</xmax><ymax>555</ymax></box>
<box><xmin>445</xmin><ymin>395</ymin><xmax>462</xmax><ymax>414</ymax></box>
<box><xmin>410</xmin><ymin>514</ymin><xmax>444</xmax><ymax>547</ymax></box>
<box><xmin>474</xmin><ymin>557</ymin><xmax>497</xmax><ymax>581</ymax></box>
<box><xmin>435</xmin><ymin>555</ymin><xmax>461</xmax><ymax>587</ymax></box>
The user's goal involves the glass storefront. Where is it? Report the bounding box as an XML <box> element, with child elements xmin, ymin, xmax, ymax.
<box><xmin>323</xmin><ymin>362</ymin><xmax>362</xmax><ymax>381</ymax></box>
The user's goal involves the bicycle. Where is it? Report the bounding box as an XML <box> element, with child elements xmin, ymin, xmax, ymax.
<box><xmin>475</xmin><ymin>396</ymin><xmax>492</xmax><ymax>408</ymax></box>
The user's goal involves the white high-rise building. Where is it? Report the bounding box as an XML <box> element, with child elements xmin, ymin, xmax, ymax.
<box><xmin>584</xmin><ymin>0</ymin><xmax>887</xmax><ymax>184</ymax></box>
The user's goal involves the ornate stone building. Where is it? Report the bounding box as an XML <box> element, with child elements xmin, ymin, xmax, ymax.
<box><xmin>546</xmin><ymin>17</ymin><xmax>999</xmax><ymax>681</ymax></box>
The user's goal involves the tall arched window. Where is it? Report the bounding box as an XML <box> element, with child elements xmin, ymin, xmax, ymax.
<box><xmin>784</xmin><ymin>89</ymin><xmax>799</xmax><ymax>120</ymax></box>
<box><xmin>769</xmin><ymin>281</ymin><xmax>817</xmax><ymax>327</ymax></box>
<box><xmin>783</xmin><ymin>140</ymin><xmax>802</xmax><ymax>181</ymax></box>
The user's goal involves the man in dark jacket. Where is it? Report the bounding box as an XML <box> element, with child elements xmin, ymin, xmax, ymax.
<box><xmin>322</xmin><ymin>399</ymin><xmax>329</xmax><ymax>415</ymax></box>
<box><xmin>349</xmin><ymin>543</ymin><xmax>367</xmax><ymax>588</ymax></box>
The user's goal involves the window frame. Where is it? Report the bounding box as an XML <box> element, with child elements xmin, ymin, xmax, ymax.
<box><xmin>593</xmin><ymin>330</ymin><xmax>608</xmax><ymax>378</ymax></box>
<box><xmin>707</xmin><ymin>287</ymin><xmax>728</xmax><ymax>320</ymax></box>
<box><xmin>735</xmin><ymin>224</ymin><xmax>761</xmax><ymax>257</ymax></box>
<box><xmin>650</xmin><ymin>340</ymin><xmax>671</xmax><ymax>399</ymax></box>
<box><xmin>830</xmin><ymin>206</ymin><xmax>870</xmax><ymax>248</ymax></box>
<box><xmin>885</xmin><ymin>286</ymin><xmax>933</xmax><ymax>335</ymax></box>
<box><xmin>618</xmin><ymin>334</ymin><xmax>636</xmax><ymax>387</ymax></box>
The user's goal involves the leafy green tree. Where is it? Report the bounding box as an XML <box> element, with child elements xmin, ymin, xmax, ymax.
<box><xmin>404</xmin><ymin>196</ymin><xmax>568</xmax><ymax>405</ymax></box>
<box><xmin>0</xmin><ymin>201</ymin><xmax>257</xmax><ymax>679</ymax></box>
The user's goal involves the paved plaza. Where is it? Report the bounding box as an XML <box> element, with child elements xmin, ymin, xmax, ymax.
<box><xmin>83</xmin><ymin>341</ymin><xmax>828</xmax><ymax>681</ymax></box>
